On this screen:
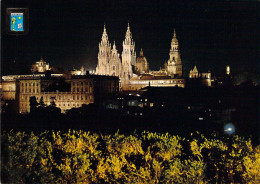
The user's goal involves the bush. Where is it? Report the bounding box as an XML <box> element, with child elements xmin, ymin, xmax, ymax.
<box><xmin>1</xmin><ymin>130</ymin><xmax>259</xmax><ymax>183</ymax></box>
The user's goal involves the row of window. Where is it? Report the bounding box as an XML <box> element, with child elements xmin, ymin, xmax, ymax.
<box><xmin>21</xmin><ymin>82</ymin><xmax>39</xmax><ymax>87</ymax></box>
<box><xmin>72</xmin><ymin>81</ymin><xmax>92</xmax><ymax>86</ymax></box>
<box><xmin>21</xmin><ymin>88</ymin><xmax>40</xmax><ymax>93</ymax></box>
<box><xmin>72</xmin><ymin>87</ymin><xmax>92</xmax><ymax>93</ymax></box>
<box><xmin>21</xmin><ymin>102</ymin><xmax>89</xmax><ymax>108</ymax></box>
<box><xmin>22</xmin><ymin>95</ymin><xmax>93</xmax><ymax>101</ymax></box>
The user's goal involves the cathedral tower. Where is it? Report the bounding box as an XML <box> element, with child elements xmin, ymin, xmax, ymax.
<box><xmin>122</xmin><ymin>23</ymin><xmax>136</xmax><ymax>84</ymax></box>
<box><xmin>167</xmin><ymin>29</ymin><xmax>182</xmax><ymax>76</ymax></box>
<box><xmin>96</xmin><ymin>24</ymin><xmax>111</xmax><ymax>75</ymax></box>
<box><xmin>109</xmin><ymin>41</ymin><xmax>122</xmax><ymax>77</ymax></box>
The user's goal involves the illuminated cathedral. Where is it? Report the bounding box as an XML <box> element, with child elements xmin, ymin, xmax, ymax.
<box><xmin>95</xmin><ymin>23</ymin><xmax>185</xmax><ymax>90</ymax></box>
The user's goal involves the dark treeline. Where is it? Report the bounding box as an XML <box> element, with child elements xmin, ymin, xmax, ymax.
<box><xmin>1</xmin><ymin>85</ymin><xmax>259</xmax><ymax>144</ymax></box>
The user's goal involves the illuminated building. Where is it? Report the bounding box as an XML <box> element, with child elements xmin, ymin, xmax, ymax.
<box><xmin>31</xmin><ymin>58</ymin><xmax>51</xmax><ymax>73</ymax></box>
<box><xmin>166</xmin><ymin>29</ymin><xmax>183</xmax><ymax>77</ymax></box>
<box><xmin>189</xmin><ymin>66</ymin><xmax>199</xmax><ymax>78</ymax></box>
<box><xmin>96</xmin><ymin>23</ymin><xmax>136</xmax><ymax>90</ymax></box>
<box><xmin>189</xmin><ymin>65</ymin><xmax>212</xmax><ymax>87</ymax></box>
<box><xmin>96</xmin><ymin>24</ymin><xmax>184</xmax><ymax>90</ymax></box>
<box><xmin>1</xmin><ymin>73</ymin><xmax>119</xmax><ymax>113</ymax></box>
<box><xmin>70</xmin><ymin>66</ymin><xmax>86</xmax><ymax>76</ymax></box>
<box><xmin>135</xmin><ymin>48</ymin><xmax>149</xmax><ymax>75</ymax></box>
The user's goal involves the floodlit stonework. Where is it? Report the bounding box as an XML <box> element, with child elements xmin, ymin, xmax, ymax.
<box><xmin>135</xmin><ymin>48</ymin><xmax>149</xmax><ymax>75</ymax></box>
<box><xmin>95</xmin><ymin>24</ymin><xmax>184</xmax><ymax>90</ymax></box>
<box><xmin>96</xmin><ymin>23</ymin><xmax>136</xmax><ymax>90</ymax></box>
<box><xmin>166</xmin><ymin>29</ymin><xmax>182</xmax><ymax>77</ymax></box>
<box><xmin>31</xmin><ymin>58</ymin><xmax>51</xmax><ymax>73</ymax></box>
<box><xmin>189</xmin><ymin>66</ymin><xmax>199</xmax><ymax>78</ymax></box>
<box><xmin>1</xmin><ymin>73</ymin><xmax>119</xmax><ymax>113</ymax></box>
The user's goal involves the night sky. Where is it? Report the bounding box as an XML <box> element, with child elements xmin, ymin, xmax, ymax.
<box><xmin>1</xmin><ymin>0</ymin><xmax>259</xmax><ymax>76</ymax></box>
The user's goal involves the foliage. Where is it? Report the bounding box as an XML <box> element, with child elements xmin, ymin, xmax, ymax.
<box><xmin>1</xmin><ymin>130</ymin><xmax>259</xmax><ymax>183</ymax></box>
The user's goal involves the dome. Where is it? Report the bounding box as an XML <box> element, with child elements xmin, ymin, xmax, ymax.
<box><xmin>136</xmin><ymin>48</ymin><xmax>147</xmax><ymax>63</ymax></box>
<box><xmin>135</xmin><ymin>48</ymin><xmax>149</xmax><ymax>74</ymax></box>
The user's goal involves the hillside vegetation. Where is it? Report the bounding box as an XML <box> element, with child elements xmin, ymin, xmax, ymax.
<box><xmin>1</xmin><ymin>130</ymin><xmax>259</xmax><ymax>183</ymax></box>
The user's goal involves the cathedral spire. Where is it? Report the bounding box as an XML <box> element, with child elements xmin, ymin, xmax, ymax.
<box><xmin>140</xmin><ymin>48</ymin><xmax>143</xmax><ymax>56</ymax></box>
<box><xmin>101</xmin><ymin>23</ymin><xmax>109</xmax><ymax>45</ymax></box>
<box><xmin>170</xmin><ymin>29</ymin><xmax>179</xmax><ymax>51</ymax></box>
<box><xmin>126</xmin><ymin>22</ymin><xmax>131</xmax><ymax>38</ymax></box>
<box><xmin>127</xmin><ymin>21</ymin><xmax>130</xmax><ymax>32</ymax></box>
<box><xmin>113</xmin><ymin>41</ymin><xmax>116</xmax><ymax>50</ymax></box>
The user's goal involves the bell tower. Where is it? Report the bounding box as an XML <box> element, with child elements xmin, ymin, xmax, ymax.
<box><xmin>167</xmin><ymin>29</ymin><xmax>182</xmax><ymax>76</ymax></box>
<box><xmin>96</xmin><ymin>24</ymin><xmax>111</xmax><ymax>75</ymax></box>
<box><xmin>122</xmin><ymin>23</ymin><xmax>136</xmax><ymax>84</ymax></box>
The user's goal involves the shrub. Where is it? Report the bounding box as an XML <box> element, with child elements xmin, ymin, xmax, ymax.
<box><xmin>1</xmin><ymin>130</ymin><xmax>259</xmax><ymax>183</ymax></box>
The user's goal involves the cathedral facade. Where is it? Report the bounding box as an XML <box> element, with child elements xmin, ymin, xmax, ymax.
<box><xmin>96</xmin><ymin>24</ymin><xmax>136</xmax><ymax>90</ymax></box>
<box><xmin>95</xmin><ymin>23</ymin><xmax>184</xmax><ymax>90</ymax></box>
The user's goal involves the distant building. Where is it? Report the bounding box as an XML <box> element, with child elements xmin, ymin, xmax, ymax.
<box><xmin>31</xmin><ymin>58</ymin><xmax>51</xmax><ymax>73</ymax></box>
<box><xmin>95</xmin><ymin>24</ymin><xmax>184</xmax><ymax>91</ymax></box>
<box><xmin>1</xmin><ymin>73</ymin><xmax>119</xmax><ymax>113</ymax></box>
<box><xmin>96</xmin><ymin>24</ymin><xmax>135</xmax><ymax>90</ymax></box>
<box><xmin>166</xmin><ymin>29</ymin><xmax>183</xmax><ymax>77</ymax></box>
<box><xmin>189</xmin><ymin>66</ymin><xmax>199</xmax><ymax>78</ymax></box>
<box><xmin>70</xmin><ymin>66</ymin><xmax>86</xmax><ymax>76</ymax></box>
<box><xmin>189</xmin><ymin>65</ymin><xmax>212</xmax><ymax>87</ymax></box>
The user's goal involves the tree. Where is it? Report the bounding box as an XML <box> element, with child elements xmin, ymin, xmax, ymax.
<box><xmin>50</xmin><ymin>96</ymin><xmax>56</xmax><ymax>107</ymax></box>
<box><xmin>38</xmin><ymin>96</ymin><xmax>46</xmax><ymax>108</ymax></box>
<box><xmin>29</xmin><ymin>96</ymin><xmax>38</xmax><ymax>113</ymax></box>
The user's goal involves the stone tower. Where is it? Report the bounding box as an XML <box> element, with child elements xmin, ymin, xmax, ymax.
<box><xmin>167</xmin><ymin>29</ymin><xmax>182</xmax><ymax>76</ymax></box>
<box><xmin>121</xmin><ymin>23</ymin><xmax>136</xmax><ymax>85</ymax></box>
<box><xmin>109</xmin><ymin>41</ymin><xmax>122</xmax><ymax>77</ymax></box>
<box><xmin>96</xmin><ymin>24</ymin><xmax>111</xmax><ymax>75</ymax></box>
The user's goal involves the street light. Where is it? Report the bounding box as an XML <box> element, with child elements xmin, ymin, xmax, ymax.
<box><xmin>224</xmin><ymin>123</ymin><xmax>235</xmax><ymax>135</ymax></box>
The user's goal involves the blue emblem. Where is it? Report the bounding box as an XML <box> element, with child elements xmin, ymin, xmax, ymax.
<box><xmin>10</xmin><ymin>13</ymin><xmax>24</xmax><ymax>31</ymax></box>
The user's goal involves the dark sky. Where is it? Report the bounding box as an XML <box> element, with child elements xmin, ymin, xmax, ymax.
<box><xmin>1</xmin><ymin>0</ymin><xmax>259</xmax><ymax>76</ymax></box>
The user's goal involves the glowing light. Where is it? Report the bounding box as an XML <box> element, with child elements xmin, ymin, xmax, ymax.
<box><xmin>224</xmin><ymin>123</ymin><xmax>235</xmax><ymax>135</ymax></box>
